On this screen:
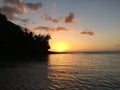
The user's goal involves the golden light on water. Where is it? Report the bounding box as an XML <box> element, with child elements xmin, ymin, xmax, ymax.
<box><xmin>51</xmin><ymin>42</ymin><xmax>69</xmax><ymax>52</ymax></box>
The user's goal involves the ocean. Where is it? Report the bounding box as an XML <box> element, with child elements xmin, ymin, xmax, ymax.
<box><xmin>0</xmin><ymin>52</ymin><xmax>120</xmax><ymax>90</ymax></box>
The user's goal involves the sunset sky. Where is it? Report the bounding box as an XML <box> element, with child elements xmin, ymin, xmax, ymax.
<box><xmin>0</xmin><ymin>0</ymin><xmax>120</xmax><ymax>52</ymax></box>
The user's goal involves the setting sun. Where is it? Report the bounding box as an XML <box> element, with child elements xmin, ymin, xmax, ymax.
<box><xmin>51</xmin><ymin>42</ymin><xmax>69</xmax><ymax>52</ymax></box>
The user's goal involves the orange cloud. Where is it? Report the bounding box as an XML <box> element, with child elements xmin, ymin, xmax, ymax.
<box><xmin>32</xmin><ymin>26</ymin><xmax>73</xmax><ymax>34</ymax></box>
<box><xmin>56</xmin><ymin>27</ymin><xmax>71</xmax><ymax>31</ymax></box>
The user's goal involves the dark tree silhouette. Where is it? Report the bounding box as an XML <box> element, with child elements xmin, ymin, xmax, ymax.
<box><xmin>0</xmin><ymin>13</ymin><xmax>51</xmax><ymax>58</ymax></box>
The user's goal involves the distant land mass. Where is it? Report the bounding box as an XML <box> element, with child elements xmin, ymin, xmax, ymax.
<box><xmin>0</xmin><ymin>13</ymin><xmax>51</xmax><ymax>59</ymax></box>
<box><xmin>50</xmin><ymin>51</ymin><xmax>120</xmax><ymax>54</ymax></box>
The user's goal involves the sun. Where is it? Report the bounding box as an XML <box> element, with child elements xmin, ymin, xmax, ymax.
<box><xmin>51</xmin><ymin>42</ymin><xmax>69</xmax><ymax>52</ymax></box>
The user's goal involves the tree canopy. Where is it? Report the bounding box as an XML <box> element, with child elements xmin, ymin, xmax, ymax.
<box><xmin>0</xmin><ymin>13</ymin><xmax>51</xmax><ymax>58</ymax></box>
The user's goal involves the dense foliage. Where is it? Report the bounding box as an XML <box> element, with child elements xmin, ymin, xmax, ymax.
<box><xmin>0</xmin><ymin>13</ymin><xmax>51</xmax><ymax>57</ymax></box>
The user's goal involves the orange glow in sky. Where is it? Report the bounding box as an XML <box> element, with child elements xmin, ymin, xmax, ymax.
<box><xmin>50</xmin><ymin>42</ymin><xmax>70</xmax><ymax>52</ymax></box>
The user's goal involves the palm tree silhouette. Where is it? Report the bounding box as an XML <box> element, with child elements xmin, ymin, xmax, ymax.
<box><xmin>0</xmin><ymin>13</ymin><xmax>51</xmax><ymax>59</ymax></box>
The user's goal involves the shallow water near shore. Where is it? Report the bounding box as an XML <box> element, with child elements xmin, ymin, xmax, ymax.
<box><xmin>0</xmin><ymin>52</ymin><xmax>120</xmax><ymax>90</ymax></box>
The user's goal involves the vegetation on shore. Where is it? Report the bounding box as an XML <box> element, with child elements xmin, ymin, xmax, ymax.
<box><xmin>0</xmin><ymin>13</ymin><xmax>51</xmax><ymax>59</ymax></box>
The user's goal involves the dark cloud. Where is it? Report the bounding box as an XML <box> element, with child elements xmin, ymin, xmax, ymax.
<box><xmin>0</xmin><ymin>0</ymin><xmax>42</xmax><ymax>19</ymax></box>
<box><xmin>64</xmin><ymin>12</ymin><xmax>76</xmax><ymax>24</ymax></box>
<box><xmin>43</xmin><ymin>12</ymin><xmax>77</xmax><ymax>24</ymax></box>
<box><xmin>33</xmin><ymin>26</ymin><xmax>72</xmax><ymax>33</ymax></box>
<box><xmin>3</xmin><ymin>0</ymin><xmax>24</xmax><ymax>6</ymax></box>
<box><xmin>46</xmin><ymin>17</ymin><xmax>59</xmax><ymax>23</ymax></box>
<box><xmin>40</xmin><ymin>12</ymin><xmax>77</xmax><ymax>24</ymax></box>
<box><xmin>25</xmin><ymin>2</ymin><xmax>42</xmax><ymax>10</ymax></box>
<box><xmin>0</xmin><ymin>6</ymin><xmax>25</xmax><ymax>19</ymax></box>
<box><xmin>80</xmin><ymin>29</ymin><xmax>95</xmax><ymax>36</ymax></box>
<box><xmin>44</xmin><ymin>14</ymin><xmax>60</xmax><ymax>23</ymax></box>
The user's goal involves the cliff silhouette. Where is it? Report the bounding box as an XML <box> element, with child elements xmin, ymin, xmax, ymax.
<box><xmin>0</xmin><ymin>13</ymin><xmax>51</xmax><ymax>58</ymax></box>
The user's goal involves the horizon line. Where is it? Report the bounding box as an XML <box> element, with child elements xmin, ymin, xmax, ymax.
<box><xmin>49</xmin><ymin>50</ymin><xmax>120</xmax><ymax>54</ymax></box>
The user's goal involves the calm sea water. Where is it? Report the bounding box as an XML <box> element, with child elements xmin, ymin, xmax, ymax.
<box><xmin>0</xmin><ymin>53</ymin><xmax>120</xmax><ymax>90</ymax></box>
